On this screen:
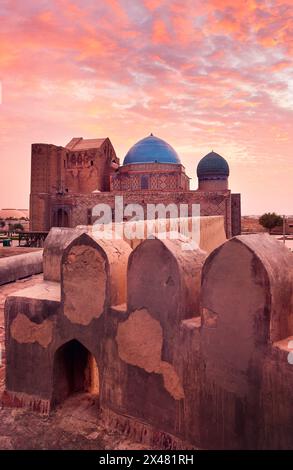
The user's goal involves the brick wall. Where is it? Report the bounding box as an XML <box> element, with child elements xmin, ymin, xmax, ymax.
<box><xmin>111</xmin><ymin>163</ymin><xmax>190</xmax><ymax>191</ymax></box>
<box><xmin>49</xmin><ymin>190</ymin><xmax>233</xmax><ymax>237</ymax></box>
<box><xmin>231</xmin><ymin>193</ymin><xmax>241</xmax><ymax>236</ymax></box>
<box><xmin>30</xmin><ymin>139</ymin><xmax>118</xmax><ymax>230</ymax></box>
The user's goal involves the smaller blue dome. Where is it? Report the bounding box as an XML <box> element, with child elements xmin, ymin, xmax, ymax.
<box><xmin>197</xmin><ymin>151</ymin><xmax>229</xmax><ymax>179</ymax></box>
<box><xmin>123</xmin><ymin>134</ymin><xmax>181</xmax><ymax>165</ymax></box>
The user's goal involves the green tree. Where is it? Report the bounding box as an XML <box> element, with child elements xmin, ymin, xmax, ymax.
<box><xmin>259</xmin><ymin>212</ymin><xmax>283</xmax><ymax>234</ymax></box>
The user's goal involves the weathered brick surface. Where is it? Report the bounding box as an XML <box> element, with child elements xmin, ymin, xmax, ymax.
<box><xmin>30</xmin><ymin>139</ymin><xmax>119</xmax><ymax>231</ymax></box>
<box><xmin>231</xmin><ymin>193</ymin><xmax>241</xmax><ymax>236</ymax></box>
<box><xmin>3</xmin><ymin>233</ymin><xmax>293</xmax><ymax>449</ymax></box>
<box><xmin>47</xmin><ymin>190</ymin><xmax>233</xmax><ymax>237</ymax></box>
<box><xmin>111</xmin><ymin>162</ymin><xmax>189</xmax><ymax>191</ymax></box>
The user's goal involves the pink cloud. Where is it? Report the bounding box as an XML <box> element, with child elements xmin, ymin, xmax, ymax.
<box><xmin>0</xmin><ymin>0</ymin><xmax>292</xmax><ymax>214</ymax></box>
<box><xmin>152</xmin><ymin>19</ymin><xmax>171</xmax><ymax>44</ymax></box>
<box><xmin>143</xmin><ymin>0</ymin><xmax>164</xmax><ymax>11</ymax></box>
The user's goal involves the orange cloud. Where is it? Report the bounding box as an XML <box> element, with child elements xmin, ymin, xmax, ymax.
<box><xmin>106</xmin><ymin>0</ymin><xmax>129</xmax><ymax>22</ymax></box>
<box><xmin>38</xmin><ymin>11</ymin><xmax>55</xmax><ymax>24</ymax></box>
<box><xmin>144</xmin><ymin>0</ymin><xmax>164</xmax><ymax>11</ymax></box>
<box><xmin>271</xmin><ymin>60</ymin><xmax>292</xmax><ymax>72</ymax></box>
<box><xmin>152</xmin><ymin>19</ymin><xmax>171</xmax><ymax>44</ymax></box>
<box><xmin>171</xmin><ymin>15</ymin><xmax>200</xmax><ymax>44</ymax></box>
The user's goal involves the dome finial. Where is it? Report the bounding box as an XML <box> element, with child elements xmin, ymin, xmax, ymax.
<box><xmin>150</xmin><ymin>132</ymin><xmax>153</xmax><ymax>136</ymax></box>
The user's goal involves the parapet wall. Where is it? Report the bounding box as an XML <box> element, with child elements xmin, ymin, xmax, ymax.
<box><xmin>45</xmin><ymin>215</ymin><xmax>226</xmax><ymax>281</ymax></box>
<box><xmin>3</xmin><ymin>230</ymin><xmax>293</xmax><ymax>449</ymax></box>
<box><xmin>0</xmin><ymin>251</ymin><xmax>43</xmax><ymax>286</ymax></box>
<box><xmin>46</xmin><ymin>188</ymin><xmax>234</xmax><ymax>236</ymax></box>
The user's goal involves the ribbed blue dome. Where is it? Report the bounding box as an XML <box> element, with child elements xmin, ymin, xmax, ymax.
<box><xmin>123</xmin><ymin>134</ymin><xmax>181</xmax><ymax>165</ymax></box>
<box><xmin>197</xmin><ymin>151</ymin><xmax>229</xmax><ymax>179</ymax></box>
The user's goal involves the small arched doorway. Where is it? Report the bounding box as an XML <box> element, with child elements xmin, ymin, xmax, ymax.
<box><xmin>52</xmin><ymin>340</ymin><xmax>99</xmax><ymax>406</ymax></box>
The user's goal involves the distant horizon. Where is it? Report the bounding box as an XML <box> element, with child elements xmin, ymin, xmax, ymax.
<box><xmin>1</xmin><ymin>207</ymin><xmax>293</xmax><ymax>218</ymax></box>
<box><xmin>1</xmin><ymin>0</ymin><xmax>292</xmax><ymax>214</ymax></box>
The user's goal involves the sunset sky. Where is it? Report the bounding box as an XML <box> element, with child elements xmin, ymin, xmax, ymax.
<box><xmin>0</xmin><ymin>0</ymin><xmax>292</xmax><ymax>214</ymax></box>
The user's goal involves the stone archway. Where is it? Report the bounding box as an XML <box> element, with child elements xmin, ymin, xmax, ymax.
<box><xmin>52</xmin><ymin>339</ymin><xmax>99</xmax><ymax>407</ymax></box>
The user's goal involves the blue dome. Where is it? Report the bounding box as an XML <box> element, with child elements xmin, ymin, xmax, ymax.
<box><xmin>123</xmin><ymin>134</ymin><xmax>181</xmax><ymax>165</ymax></box>
<box><xmin>197</xmin><ymin>151</ymin><xmax>229</xmax><ymax>179</ymax></box>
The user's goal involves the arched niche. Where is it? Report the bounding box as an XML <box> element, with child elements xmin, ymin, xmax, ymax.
<box><xmin>52</xmin><ymin>339</ymin><xmax>99</xmax><ymax>407</ymax></box>
<box><xmin>127</xmin><ymin>237</ymin><xmax>206</xmax><ymax>328</ymax></box>
<box><xmin>201</xmin><ymin>234</ymin><xmax>293</xmax><ymax>372</ymax></box>
<box><xmin>61</xmin><ymin>232</ymin><xmax>132</xmax><ymax>326</ymax></box>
